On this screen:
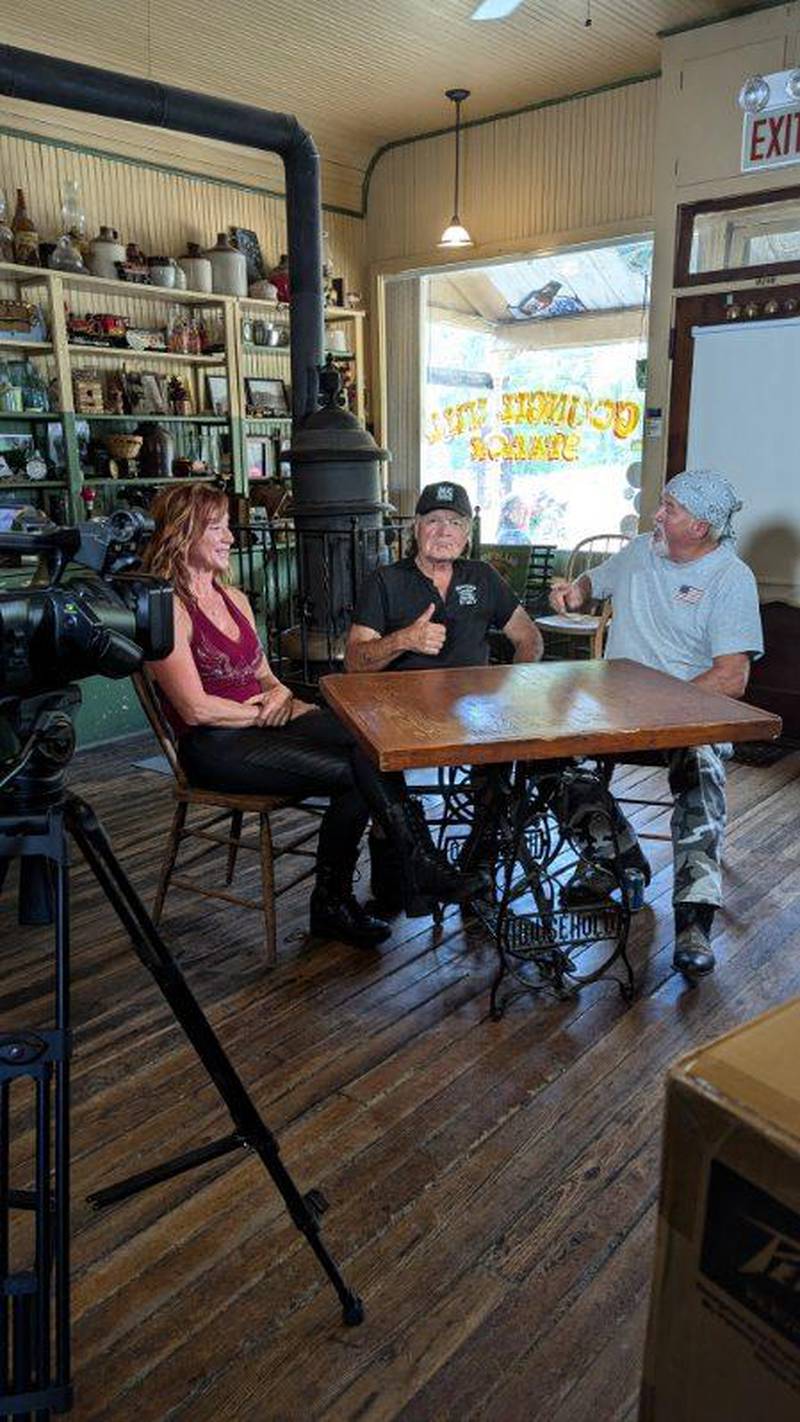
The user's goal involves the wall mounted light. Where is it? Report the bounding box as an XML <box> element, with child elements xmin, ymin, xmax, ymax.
<box><xmin>737</xmin><ymin>67</ymin><xmax>800</xmax><ymax>114</ymax></box>
<box><xmin>438</xmin><ymin>88</ymin><xmax>473</xmax><ymax>249</ymax></box>
<box><xmin>737</xmin><ymin>75</ymin><xmax>770</xmax><ymax>113</ymax></box>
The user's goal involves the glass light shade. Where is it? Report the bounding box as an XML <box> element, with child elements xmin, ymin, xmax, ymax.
<box><xmin>61</xmin><ymin>177</ymin><xmax>86</xmax><ymax>238</ymax></box>
<box><xmin>786</xmin><ymin>70</ymin><xmax>800</xmax><ymax>101</ymax></box>
<box><xmin>438</xmin><ymin>219</ymin><xmax>473</xmax><ymax>248</ymax></box>
<box><xmin>737</xmin><ymin>75</ymin><xmax>770</xmax><ymax>113</ymax></box>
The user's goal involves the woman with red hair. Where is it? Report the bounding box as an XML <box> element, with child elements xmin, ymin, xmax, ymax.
<box><xmin>143</xmin><ymin>483</ymin><xmax>479</xmax><ymax>946</ymax></box>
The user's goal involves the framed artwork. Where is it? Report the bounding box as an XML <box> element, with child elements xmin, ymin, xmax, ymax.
<box><xmin>0</xmin><ymin>433</ymin><xmax>34</xmax><ymax>479</ymax></box>
<box><xmin>244</xmin><ymin>376</ymin><xmax>289</xmax><ymax>417</ymax></box>
<box><xmin>205</xmin><ymin>373</ymin><xmax>230</xmax><ymax>417</ymax></box>
<box><xmin>125</xmin><ymin>371</ymin><xmax>168</xmax><ymax>415</ymax></box>
<box><xmin>246</xmin><ymin>436</ymin><xmax>277</xmax><ymax>480</ymax></box>
<box><xmin>230</xmin><ymin>227</ymin><xmax>265</xmax><ymax>284</ymax></box>
<box><xmin>140</xmin><ymin>372</ymin><xmax>168</xmax><ymax>414</ymax></box>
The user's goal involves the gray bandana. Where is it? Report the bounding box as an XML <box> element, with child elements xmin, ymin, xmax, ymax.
<box><xmin>666</xmin><ymin>470</ymin><xmax>743</xmax><ymax>542</ymax></box>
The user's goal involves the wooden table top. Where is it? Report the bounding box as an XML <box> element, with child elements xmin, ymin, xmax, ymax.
<box><xmin>321</xmin><ymin>659</ymin><xmax>782</xmax><ymax>771</ymax></box>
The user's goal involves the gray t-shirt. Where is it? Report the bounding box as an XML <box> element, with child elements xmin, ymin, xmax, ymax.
<box><xmin>588</xmin><ymin>534</ymin><xmax>763</xmax><ymax>681</ymax></box>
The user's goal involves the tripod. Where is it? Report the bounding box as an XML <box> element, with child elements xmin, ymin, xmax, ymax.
<box><xmin>0</xmin><ymin>689</ymin><xmax>363</xmax><ymax>1420</ymax></box>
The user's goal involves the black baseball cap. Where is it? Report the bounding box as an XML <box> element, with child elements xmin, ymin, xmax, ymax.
<box><xmin>415</xmin><ymin>482</ymin><xmax>472</xmax><ymax>519</ymax></box>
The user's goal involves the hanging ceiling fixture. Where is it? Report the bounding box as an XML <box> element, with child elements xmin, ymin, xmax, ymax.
<box><xmin>438</xmin><ymin>88</ymin><xmax>473</xmax><ymax>249</ymax></box>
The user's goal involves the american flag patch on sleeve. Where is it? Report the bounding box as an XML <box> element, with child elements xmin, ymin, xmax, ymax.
<box><xmin>675</xmin><ymin>584</ymin><xmax>704</xmax><ymax>604</ymax></box>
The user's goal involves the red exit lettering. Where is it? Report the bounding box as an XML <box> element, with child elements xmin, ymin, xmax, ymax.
<box><xmin>750</xmin><ymin>117</ymin><xmax>767</xmax><ymax>162</ymax></box>
<box><xmin>748</xmin><ymin>108</ymin><xmax>800</xmax><ymax>165</ymax></box>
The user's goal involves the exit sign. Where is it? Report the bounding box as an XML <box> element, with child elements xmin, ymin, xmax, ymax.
<box><xmin>742</xmin><ymin>102</ymin><xmax>800</xmax><ymax>172</ymax></box>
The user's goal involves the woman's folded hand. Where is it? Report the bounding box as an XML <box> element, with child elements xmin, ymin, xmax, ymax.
<box><xmin>247</xmin><ymin>685</ymin><xmax>294</xmax><ymax>727</ymax></box>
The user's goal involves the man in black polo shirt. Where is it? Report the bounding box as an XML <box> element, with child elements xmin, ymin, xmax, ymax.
<box><xmin>346</xmin><ymin>481</ymin><xmax>541</xmax><ymax>673</ymax></box>
<box><xmin>346</xmin><ymin>481</ymin><xmax>542</xmax><ymax>907</ymax></box>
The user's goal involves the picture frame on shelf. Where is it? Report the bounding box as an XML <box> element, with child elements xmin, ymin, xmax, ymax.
<box><xmin>47</xmin><ymin>419</ymin><xmax>89</xmax><ymax>475</ymax></box>
<box><xmin>244</xmin><ymin>377</ymin><xmax>289</xmax><ymax>417</ymax></box>
<box><xmin>246</xmin><ymin>435</ymin><xmax>277</xmax><ymax>481</ymax></box>
<box><xmin>140</xmin><ymin>372</ymin><xmax>169</xmax><ymax>415</ymax></box>
<box><xmin>230</xmin><ymin>227</ymin><xmax>266</xmax><ymax>285</ymax></box>
<box><xmin>0</xmin><ymin>433</ymin><xmax>34</xmax><ymax>480</ymax></box>
<box><xmin>124</xmin><ymin>371</ymin><xmax>168</xmax><ymax>416</ymax></box>
<box><xmin>205</xmin><ymin>373</ymin><xmax>229</xmax><ymax>417</ymax></box>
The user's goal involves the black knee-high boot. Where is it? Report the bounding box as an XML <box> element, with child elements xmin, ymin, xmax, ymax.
<box><xmin>351</xmin><ymin>751</ymin><xmax>487</xmax><ymax>918</ymax></box>
<box><xmin>310</xmin><ymin>846</ymin><xmax>392</xmax><ymax>948</ymax></box>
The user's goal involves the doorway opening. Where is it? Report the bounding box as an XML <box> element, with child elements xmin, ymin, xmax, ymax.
<box><xmin>385</xmin><ymin>235</ymin><xmax>652</xmax><ymax>549</ymax></box>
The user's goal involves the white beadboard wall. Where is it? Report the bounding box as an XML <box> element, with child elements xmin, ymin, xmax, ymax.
<box><xmin>0</xmin><ymin>125</ymin><xmax>366</xmax><ymax>299</ymax></box>
<box><xmin>366</xmin><ymin>78</ymin><xmax>659</xmax><ymax>266</ymax></box>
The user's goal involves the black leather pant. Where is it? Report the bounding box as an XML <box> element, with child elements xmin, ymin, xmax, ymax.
<box><xmin>178</xmin><ymin>708</ymin><xmax>374</xmax><ymax>876</ymax></box>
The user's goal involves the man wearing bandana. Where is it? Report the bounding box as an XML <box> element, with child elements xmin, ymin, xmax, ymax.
<box><xmin>549</xmin><ymin>470</ymin><xmax>763</xmax><ymax>981</ymax></box>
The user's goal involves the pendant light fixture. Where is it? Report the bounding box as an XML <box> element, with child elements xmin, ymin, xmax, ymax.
<box><xmin>438</xmin><ymin>88</ymin><xmax>473</xmax><ymax>249</ymax></box>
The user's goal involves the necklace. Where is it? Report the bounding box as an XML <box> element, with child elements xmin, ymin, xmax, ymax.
<box><xmin>193</xmin><ymin>583</ymin><xmax>238</xmax><ymax>636</ymax></box>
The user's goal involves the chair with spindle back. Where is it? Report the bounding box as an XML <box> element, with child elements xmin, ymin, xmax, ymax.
<box><xmin>534</xmin><ymin>533</ymin><xmax>631</xmax><ymax>658</ymax></box>
<box><xmin>132</xmin><ymin>668</ymin><xmax>323</xmax><ymax>966</ymax></box>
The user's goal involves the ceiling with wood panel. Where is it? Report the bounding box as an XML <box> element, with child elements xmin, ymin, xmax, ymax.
<box><xmin>0</xmin><ymin>1</ymin><xmax>773</xmax><ymax>180</ymax></box>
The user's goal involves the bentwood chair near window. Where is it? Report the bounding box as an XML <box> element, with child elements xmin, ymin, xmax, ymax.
<box><xmin>534</xmin><ymin>533</ymin><xmax>631</xmax><ymax>659</ymax></box>
<box><xmin>132</xmin><ymin>669</ymin><xmax>323</xmax><ymax>966</ymax></box>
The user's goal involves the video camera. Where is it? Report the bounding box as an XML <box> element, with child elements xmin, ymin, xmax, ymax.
<box><xmin>0</xmin><ymin>508</ymin><xmax>173</xmax><ymax>699</ymax></box>
<box><xmin>0</xmin><ymin>510</ymin><xmax>173</xmax><ymax>920</ymax></box>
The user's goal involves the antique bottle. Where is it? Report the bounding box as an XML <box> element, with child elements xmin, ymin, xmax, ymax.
<box><xmin>12</xmin><ymin>188</ymin><xmax>39</xmax><ymax>266</ymax></box>
<box><xmin>204</xmin><ymin>232</ymin><xmax>247</xmax><ymax>296</ymax></box>
<box><xmin>0</xmin><ymin>189</ymin><xmax>14</xmax><ymax>262</ymax></box>
<box><xmin>137</xmin><ymin>421</ymin><xmax>175</xmax><ymax>479</ymax></box>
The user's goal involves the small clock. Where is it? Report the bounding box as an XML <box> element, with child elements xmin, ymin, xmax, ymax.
<box><xmin>25</xmin><ymin>454</ymin><xmax>48</xmax><ymax>482</ymax></box>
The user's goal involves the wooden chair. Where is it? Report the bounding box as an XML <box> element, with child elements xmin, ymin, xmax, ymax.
<box><xmin>535</xmin><ymin>533</ymin><xmax>631</xmax><ymax>658</ymax></box>
<box><xmin>132</xmin><ymin>669</ymin><xmax>322</xmax><ymax>966</ymax></box>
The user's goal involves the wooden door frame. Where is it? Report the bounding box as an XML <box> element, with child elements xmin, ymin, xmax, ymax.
<box><xmin>667</xmin><ymin>282</ymin><xmax>800</xmax><ymax>476</ymax></box>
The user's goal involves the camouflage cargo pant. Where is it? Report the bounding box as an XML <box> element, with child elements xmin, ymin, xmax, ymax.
<box><xmin>561</xmin><ymin>744</ymin><xmax>731</xmax><ymax>907</ymax></box>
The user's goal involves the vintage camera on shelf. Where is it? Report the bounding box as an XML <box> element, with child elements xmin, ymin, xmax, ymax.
<box><xmin>0</xmin><ymin>509</ymin><xmax>173</xmax><ymax>701</ymax></box>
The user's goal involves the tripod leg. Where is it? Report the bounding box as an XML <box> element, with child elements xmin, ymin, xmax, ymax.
<box><xmin>65</xmin><ymin>793</ymin><xmax>364</xmax><ymax>1327</ymax></box>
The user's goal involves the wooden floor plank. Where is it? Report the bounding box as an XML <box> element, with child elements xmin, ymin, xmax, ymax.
<box><xmin>1</xmin><ymin>736</ymin><xmax>798</xmax><ymax>1420</ymax></box>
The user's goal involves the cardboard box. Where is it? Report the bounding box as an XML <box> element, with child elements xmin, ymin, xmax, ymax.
<box><xmin>640</xmin><ymin>996</ymin><xmax>800</xmax><ymax>1421</ymax></box>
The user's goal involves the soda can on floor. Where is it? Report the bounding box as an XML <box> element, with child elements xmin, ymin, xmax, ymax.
<box><xmin>622</xmin><ymin>867</ymin><xmax>646</xmax><ymax>912</ymax></box>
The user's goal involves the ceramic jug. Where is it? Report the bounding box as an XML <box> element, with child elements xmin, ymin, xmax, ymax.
<box><xmin>148</xmin><ymin>256</ymin><xmax>177</xmax><ymax>289</ymax></box>
<box><xmin>204</xmin><ymin>233</ymin><xmax>247</xmax><ymax>297</ymax></box>
<box><xmin>89</xmin><ymin>226</ymin><xmax>125</xmax><ymax>280</ymax></box>
<box><xmin>178</xmin><ymin>243</ymin><xmax>213</xmax><ymax>294</ymax></box>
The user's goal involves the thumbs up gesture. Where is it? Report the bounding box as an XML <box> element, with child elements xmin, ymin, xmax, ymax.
<box><xmin>405</xmin><ymin>602</ymin><xmax>447</xmax><ymax>656</ymax></box>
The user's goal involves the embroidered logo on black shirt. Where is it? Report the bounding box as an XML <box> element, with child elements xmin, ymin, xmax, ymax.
<box><xmin>455</xmin><ymin>584</ymin><xmax>478</xmax><ymax>606</ymax></box>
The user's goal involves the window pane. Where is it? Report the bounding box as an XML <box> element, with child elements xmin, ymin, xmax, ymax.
<box><xmin>689</xmin><ymin>196</ymin><xmax>800</xmax><ymax>275</ymax></box>
<box><xmin>422</xmin><ymin>329</ymin><xmax>644</xmax><ymax>547</ymax></box>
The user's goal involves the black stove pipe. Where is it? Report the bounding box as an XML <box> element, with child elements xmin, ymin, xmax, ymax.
<box><xmin>0</xmin><ymin>44</ymin><xmax>324</xmax><ymax>422</ymax></box>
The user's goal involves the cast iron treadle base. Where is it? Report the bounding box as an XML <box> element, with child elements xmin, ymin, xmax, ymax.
<box><xmin>446</xmin><ymin>762</ymin><xmax>637</xmax><ymax>1017</ymax></box>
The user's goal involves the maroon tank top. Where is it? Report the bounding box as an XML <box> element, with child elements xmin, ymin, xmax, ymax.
<box><xmin>162</xmin><ymin>585</ymin><xmax>264</xmax><ymax>736</ymax></box>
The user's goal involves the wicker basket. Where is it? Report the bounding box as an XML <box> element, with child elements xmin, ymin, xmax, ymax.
<box><xmin>103</xmin><ymin>434</ymin><xmax>143</xmax><ymax>463</ymax></box>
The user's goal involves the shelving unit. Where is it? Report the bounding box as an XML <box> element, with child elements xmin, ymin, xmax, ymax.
<box><xmin>239</xmin><ymin>303</ymin><xmax>366</xmax><ymax>422</ymax></box>
<box><xmin>66</xmin><ymin>345</ymin><xmax>226</xmax><ymax>365</ymax></box>
<box><xmin>0</xmin><ymin>259</ymin><xmax>367</xmax><ymax>520</ymax></box>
